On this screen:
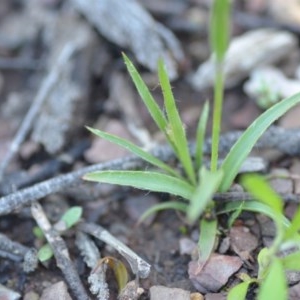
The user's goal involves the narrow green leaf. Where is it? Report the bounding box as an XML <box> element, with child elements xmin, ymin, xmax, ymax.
<box><xmin>138</xmin><ymin>201</ymin><xmax>188</xmax><ymax>224</ymax></box>
<box><xmin>227</xmin><ymin>201</ymin><xmax>244</xmax><ymax>228</ymax></box>
<box><xmin>218</xmin><ymin>201</ymin><xmax>290</xmax><ymax>228</ymax></box>
<box><xmin>84</xmin><ymin>171</ymin><xmax>194</xmax><ymax>200</ymax></box>
<box><xmin>241</xmin><ymin>174</ymin><xmax>283</xmax><ymax>215</ymax></box>
<box><xmin>198</xmin><ymin>218</ymin><xmax>217</xmax><ymax>264</ymax></box>
<box><xmin>228</xmin><ymin>281</ymin><xmax>252</xmax><ymax>300</ymax></box>
<box><xmin>195</xmin><ymin>101</ymin><xmax>209</xmax><ymax>171</ymax></box>
<box><xmin>158</xmin><ymin>60</ymin><xmax>196</xmax><ymax>185</ymax></box>
<box><xmin>122</xmin><ymin>53</ymin><xmax>168</xmax><ymax>133</ymax></box>
<box><xmin>87</xmin><ymin>126</ymin><xmax>181</xmax><ymax>178</ymax></box>
<box><xmin>60</xmin><ymin>206</ymin><xmax>82</xmax><ymax>229</ymax></box>
<box><xmin>38</xmin><ymin>244</ymin><xmax>53</xmax><ymax>262</ymax></box>
<box><xmin>220</xmin><ymin>92</ymin><xmax>300</xmax><ymax>192</ymax></box>
<box><xmin>282</xmin><ymin>251</ymin><xmax>300</xmax><ymax>271</ymax></box>
<box><xmin>187</xmin><ymin>168</ymin><xmax>223</xmax><ymax>223</ymax></box>
<box><xmin>210</xmin><ymin>0</ymin><xmax>231</xmax><ymax>62</ymax></box>
<box><xmin>258</xmin><ymin>258</ymin><xmax>287</xmax><ymax>300</ymax></box>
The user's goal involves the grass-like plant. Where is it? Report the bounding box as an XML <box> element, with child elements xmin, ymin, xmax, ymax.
<box><xmin>227</xmin><ymin>174</ymin><xmax>300</xmax><ymax>300</ymax></box>
<box><xmin>83</xmin><ymin>0</ymin><xmax>300</xmax><ymax>297</ymax></box>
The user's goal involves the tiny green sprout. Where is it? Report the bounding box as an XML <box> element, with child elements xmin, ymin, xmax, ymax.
<box><xmin>228</xmin><ymin>174</ymin><xmax>300</xmax><ymax>299</ymax></box>
<box><xmin>36</xmin><ymin>206</ymin><xmax>83</xmax><ymax>262</ymax></box>
<box><xmin>59</xmin><ymin>206</ymin><xmax>83</xmax><ymax>230</ymax></box>
<box><xmin>38</xmin><ymin>244</ymin><xmax>53</xmax><ymax>262</ymax></box>
<box><xmin>33</xmin><ymin>226</ymin><xmax>44</xmax><ymax>240</ymax></box>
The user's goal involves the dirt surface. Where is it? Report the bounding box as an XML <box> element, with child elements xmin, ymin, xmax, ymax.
<box><xmin>1</xmin><ymin>0</ymin><xmax>300</xmax><ymax>299</ymax></box>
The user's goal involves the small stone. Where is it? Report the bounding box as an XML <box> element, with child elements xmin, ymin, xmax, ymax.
<box><xmin>286</xmin><ymin>271</ymin><xmax>300</xmax><ymax>285</ymax></box>
<box><xmin>256</xmin><ymin>214</ymin><xmax>276</xmax><ymax>237</ymax></box>
<box><xmin>190</xmin><ymin>292</ymin><xmax>204</xmax><ymax>300</ymax></box>
<box><xmin>218</xmin><ymin>237</ymin><xmax>230</xmax><ymax>254</ymax></box>
<box><xmin>289</xmin><ymin>281</ymin><xmax>300</xmax><ymax>299</ymax></box>
<box><xmin>229</xmin><ymin>226</ymin><xmax>258</xmax><ymax>261</ymax></box>
<box><xmin>269</xmin><ymin>168</ymin><xmax>293</xmax><ymax>194</ymax></box>
<box><xmin>179</xmin><ymin>237</ymin><xmax>197</xmax><ymax>256</ymax></box>
<box><xmin>205</xmin><ymin>293</ymin><xmax>226</xmax><ymax>300</ymax></box>
<box><xmin>23</xmin><ymin>291</ymin><xmax>39</xmax><ymax>300</ymax></box>
<box><xmin>40</xmin><ymin>281</ymin><xmax>72</xmax><ymax>300</ymax></box>
<box><xmin>0</xmin><ymin>284</ymin><xmax>20</xmax><ymax>300</ymax></box>
<box><xmin>188</xmin><ymin>254</ymin><xmax>243</xmax><ymax>293</ymax></box>
<box><xmin>150</xmin><ymin>286</ymin><xmax>190</xmax><ymax>300</ymax></box>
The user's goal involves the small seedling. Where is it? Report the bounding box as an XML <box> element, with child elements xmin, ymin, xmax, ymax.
<box><xmin>35</xmin><ymin>206</ymin><xmax>83</xmax><ymax>262</ymax></box>
<box><xmin>228</xmin><ymin>174</ymin><xmax>300</xmax><ymax>300</ymax></box>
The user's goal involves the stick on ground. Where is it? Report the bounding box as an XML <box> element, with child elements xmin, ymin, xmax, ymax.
<box><xmin>31</xmin><ymin>202</ymin><xmax>90</xmax><ymax>300</ymax></box>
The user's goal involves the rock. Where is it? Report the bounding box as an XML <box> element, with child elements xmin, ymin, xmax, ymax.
<box><xmin>23</xmin><ymin>291</ymin><xmax>39</xmax><ymax>300</ymax></box>
<box><xmin>0</xmin><ymin>284</ymin><xmax>20</xmax><ymax>300</ymax></box>
<box><xmin>229</xmin><ymin>226</ymin><xmax>258</xmax><ymax>261</ymax></box>
<box><xmin>40</xmin><ymin>281</ymin><xmax>72</xmax><ymax>300</ymax></box>
<box><xmin>190</xmin><ymin>29</ymin><xmax>297</xmax><ymax>90</ymax></box>
<box><xmin>205</xmin><ymin>293</ymin><xmax>226</xmax><ymax>300</ymax></box>
<box><xmin>289</xmin><ymin>281</ymin><xmax>300</xmax><ymax>300</ymax></box>
<box><xmin>286</xmin><ymin>271</ymin><xmax>300</xmax><ymax>285</ymax></box>
<box><xmin>179</xmin><ymin>237</ymin><xmax>197</xmax><ymax>256</ymax></box>
<box><xmin>150</xmin><ymin>286</ymin><xmax>190</xmax><ymax>300</ymax></box>
<box><xmin>269</xmin><ymin>168</ymin><xmax>293</xmax><ymax>194</ymax></box>
<box><xmin>244</xmin><ymin>66</ymin><xmax>300</xmax><ymax>109</ymax></box>
<box><xmin>188</xmin><ymin>254</ymin><xmax>243</xmax><ymax>293</ymax></box>
<box><xmin>190</xmin><ymin>292</ymin><xmax>204</xmax><ymax>300</ymax></box>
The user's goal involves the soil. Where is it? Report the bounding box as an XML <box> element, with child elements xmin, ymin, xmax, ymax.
<box><xmin>1</xmin><ymin>1</ymin><xmax>300</xmax><ymax>300</ymax></box>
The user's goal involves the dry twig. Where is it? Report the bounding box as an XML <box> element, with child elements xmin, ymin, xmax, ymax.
<box><xmin>1</xmin><ymin>126</ymin><xmax>300</xmax><ymax>216</ymax></box>
<box><xmin>31</xmin><ymin>203</ymin><xmax>90</xmax><ymax>300</ymax></box>
<box><xmin>78</xmin><ymin>222</ymin><xmax>151</xmax><ymax>279</ymax></box>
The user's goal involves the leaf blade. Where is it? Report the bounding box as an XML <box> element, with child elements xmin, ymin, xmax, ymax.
<box><xmin>195</xmin><ymin>101</ymin><xmax>209</xmax><ymax>171</ymax></box>
<box><xmin>84</xmin><ymin>171</ymin><xmax>194</xmax><ymax>200</ymax></box>
<box><xmin>87</xmin><ymin>126</ymin><xmax>181</xmax><ymax>178</ymax></box>
<box><xmin>220</xmin><ymin>92</ymin><xmax>300</xmax><ymax>192</ymax></box>
<box><xmin>282</xmin><ymin>251</ymin><xmax>300</xmax><ymax>271</ymax></box>
<box><xmin>138</xmin><ymin>201</ymin><xmax>188</xmax><ymax>224</ymax></box>
<box><xmin>218</xmin><ymin>201</ymin><xmax>290</xmax><ymax>228</ymax></box>
<box><xmin>241</xmin><ymin>174</ymin><xmax>283</xmax><ymax>215</ymax></box>
<box><xmin>158</xmin><ymin>60</ymin><xmax>196</xmax><ymax>184</ymax></box>
<box><xmin>198</xmin><ymin>218</ymin><xmax>217</xmax><ymax>265</ymax></box>
<box><xmin>258</xmin><ymin>258</ymin><xmax>287</xmax><ymax>300</ymax></box>
<box><xmin>123</xmin><ymin>53</ymin><xmax>168</xmax><ymax>133</ymax></box>
<box><xmin>210</xmin><ymin>0</ymin><xmax>231</xmax><ymax>62</ymax></box>
<box><xmin>228</xmin><ymin>281</ymin><xmax>252</xmax><ymax>300</ymax></box>
<box><xmin>187</xmin><ymin>168</ymin><xmax>223</xmax><ymax>223</ymax></box>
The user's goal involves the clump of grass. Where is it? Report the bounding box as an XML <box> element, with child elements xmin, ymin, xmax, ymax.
<box><xmin>83</xmin><ymin>0</ymin><xmax>300</xmax><ymax>298</ymax></box>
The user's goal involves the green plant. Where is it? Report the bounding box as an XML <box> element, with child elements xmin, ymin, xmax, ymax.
<box><xmin>227</xmin><ymin>174</ymin><xmax>300</xmax><ymax>300</ymax></box>
<box><xmin>83</xmin><ymin>0</ymin><xmax>300</xmax><ymax>298</ymax></box>
<box><xmin>35</xmin><ymin>206</ymin><xmax>82</xmax><ymax>262</ymax></box>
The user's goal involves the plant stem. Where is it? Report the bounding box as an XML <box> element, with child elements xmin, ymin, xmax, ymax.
<box><xmin>211</xmin><ymin>61</ymin><xmax>224</xmax><ymax>172</ymax></box>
